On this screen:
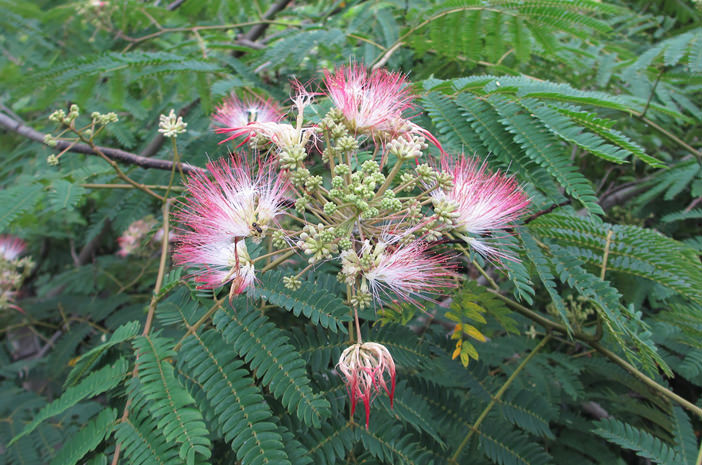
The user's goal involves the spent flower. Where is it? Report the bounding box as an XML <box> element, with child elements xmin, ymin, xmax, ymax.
<box><xmin>337</xmin><ymin>342</ymin><xmax>396</xmax><ymax>428</ymax></box>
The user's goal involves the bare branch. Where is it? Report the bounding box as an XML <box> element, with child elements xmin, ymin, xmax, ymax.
<box><xmin>0</xmin><ymin>112</ymin><xmax>204</xmax><ymax>174</ymax></box>
<box><xmin>243</xmin><ymin>0</ymin><xmax>294</xmax><ymax>42</ymax></box>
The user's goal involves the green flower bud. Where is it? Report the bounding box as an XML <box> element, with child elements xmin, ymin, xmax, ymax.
<box><xmin>335</xmin><ymin>163</ymin><xmax>350</xmax><ymax>175</ymax></box>
<box><xmin>283</xmin><ymin>275</ymin><xmax>302</xmax><ymax>291</ymax></box>
<box><xmin>305</xmin><ymin>175</ymin><xmax>323</xmax><ymax>191</ymax></box>
<box><xmin>336</xmin><ymin>135</ymin><xmax>359</xmax><ymax>152</ymax></box>
<box><xmin>324</xmin><ymin>202</ymin><xmax>338</xmax><ymax>215</ymax></box>
<box><xmin>272</xmin><ymin>230</ymin><xmax>288</xmax><ymax>249</ymax></box>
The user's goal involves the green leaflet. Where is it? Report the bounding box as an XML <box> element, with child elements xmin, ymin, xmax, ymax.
<box><xmin>250</xmin><ymin>270</ymin><xmax>351</xmax><ymax>333</ymax></box>
<box><xmin>179</xmin><ymin>329</ymin><xmax>292</xmax><ymax>465</ymax></box>
<box><xmin>49</xmin><ymin>408</ymin><xmax>117</xmax><ymax>465</ymax></box>
<box><xmin>132</xmin><ymin>334</ymin><xmax>211</xmax><ymax>465</ymax></box>
<box><xmin>213</xmin><ymin>303</ymin><xmax>331</xmax><ymax>428</ymax></box>
<box><xmin>11</xmin><ymin>359</ymin><xmax>128</xmax><ymax>445</ymax></box>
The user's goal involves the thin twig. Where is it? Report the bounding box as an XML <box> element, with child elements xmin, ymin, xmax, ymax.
<box><xmin>450</xmin><ymin>334</ymin><xmax>552</xmax><ymax>462</ymax></box>
<box><xmin>111</xmin><ymin>198</ymin><xmax>173</xmax><ymax>465</ymax></box>
<box><xmin>0</xmin><ymin>112</ymin><xmax>203</xmax><ymax>174</ymax></box>
<box><xmin>173</xmin><ymin>297</ymin><xmax>227</xmax><ymax>351</ymax></box>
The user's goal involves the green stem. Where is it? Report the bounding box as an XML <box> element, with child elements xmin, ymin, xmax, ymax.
<box><xmin>590</xmin><ymin>341</ymin><xmax>702</xmax><ymax>420</ymax></box>
<box><xmin>375</xmin><ymin>158</ymin><xmax>404</xmax><ymax>199</ymax></box>
<box><xmin>259</xmin><ymin>250</ymin><xmax>296</xmax><ymax>274</ymax></box>
<box><xmin>173</xmin><ymin>297</ymin><xmax>227</xmax><ymax>351</ymax></box>
<box><xmin>488</xmin><ymin>287</ymin><xmax>702</xmax><ymax>419</ymax></box>
<box><xmin>450</xmin><ymin>334</ymin><xmax>552</xmax><ymax>463</ymax></box>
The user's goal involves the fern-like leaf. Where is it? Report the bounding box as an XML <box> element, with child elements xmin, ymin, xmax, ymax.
<box><xmin>132</xmin><ymin>334</ymin><xmax>211</xmax><ymax>465</ymax></box>
<box><xmin>179</xmin><ymin>329</ymin><xmax>291</xmax><ymax>465</ymax></box>
<box><xmin>250</xmin><ymin>270</ymin><xmax>350</xmax><ymax>333</ymax></box>
<box><xmin>49</xmin><ymin>408</ymin><xmax>117</xmax><ymax>465</ymax></box>
<box><xmin>11</xmin><ymin>359</ymin><xmax>128</xmax><ymax>445</ymax></box>
<box><xmin>213</xmin><ymin>302</ymin><xmax>331</xmax><ymax>428</ymax></box>
<box><xmin>593</xmin><ymin>418</ymin><xmax>682</xmax><ymax>465</ymax></box>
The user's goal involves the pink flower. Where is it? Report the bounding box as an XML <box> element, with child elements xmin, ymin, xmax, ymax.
<box><xmin>173</xmin><ymin>154</ymin><xmax>289</xmax><ymax>294</ymax></box>
<box><xmin>213</xmin><ymin>93</ymin><xmax>284</xmax><ymax>144</ymax></box>
<box><xmin>0</xmin><ymin>236</ymin><xmax>26</xmax><ymax>262</ymax></box>
<box><xmin>342</xmin><ymin>234</ymin><xmax>456</xmax><ymax>307</ymax></box>
<box><xmin>322</xmin><ymin>63</ymin><xmax>444</xmax><ymax>153</ymax></box>
<box><xmin>175</xmin><ymin>239</ymin><xmax>255</xmax><ymax>293</ymax></box>
<box><xmin>337</xmin><ymin>342</ymin><xmax>396</xmax><ymax>428</ymax></box>
<box><xmin>117</xmin><ymin>218</ymin><xmax>157</xmax><ymax>257</ymax></box>
<box><xmin>323</xmin><ymin>64</ymin><xmax>413</xmax><ymax>135</ymax></box>
<box><xmin>435</xmin><ymin>154</ymin><xmax>530</xmax><ymax>260</ymax></box>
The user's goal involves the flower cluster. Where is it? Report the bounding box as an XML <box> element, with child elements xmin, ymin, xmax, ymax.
<box><xmin>174</xmin><ymin>63</ymin><xmax>530</xmax><ymax>427</ymax></box>
<box><xmin>0</xmin><ymin>236</ymin><xmax>33</xmax><ymax>313</ymax></box>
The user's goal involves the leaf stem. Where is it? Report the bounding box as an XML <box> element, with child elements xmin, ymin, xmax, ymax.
<box><xmin>450</xmin><ymin>333</ymin><xmax>552</xmax><ymax>462</ymax></box>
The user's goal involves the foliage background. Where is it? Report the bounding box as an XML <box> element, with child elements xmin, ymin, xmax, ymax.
<box><xmin>1</xmin><ymin>0</ymin><xmax>702</xmax><ymax>464</ymax></box>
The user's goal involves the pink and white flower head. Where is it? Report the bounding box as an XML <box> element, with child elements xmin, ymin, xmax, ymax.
<box><xmin>117</xmin><ymin>218</ymin><xmax>157</xmax><ymax>257</ymax></box>
<box><xmin>323</xmin><ymin>63</ymin><xmax>444</xmax><ymax>154</ymax></box>
<box><xmin>323</xmin><ymin>63</ymin><xmax>413</xmax><ymax>135</ymax></box>
<box><xmin>341</xmin><ymin>232</ymin><xmax>457</xmax><ymax>307</ymax></box>
<box><xmin>433</xmin><ymin>154</ymin><xmax>530</xmax><ymax>260</ymax></box>
<box><xmin>337</xmin><ymin>342</ymin><xmax>396</xmax><ymax>428</ymax></box>
<box><xmin>173</xmin><ymin>154</ymin><xmax>289</xmax><ymax>294</ymax></box>
<box><xmin>175</xmin><ymin>238</ymin><xmax>255</xmax><ymax>294</ymax></box>
<box><xmin>0</xmin><ymin>236</ymin><xmax>26</xmax><ymax>262</ymax></box>
<box><xmin>213</xmin><ymin>93</ymin><xmax>284</xmax><ymax>145</ymax></box>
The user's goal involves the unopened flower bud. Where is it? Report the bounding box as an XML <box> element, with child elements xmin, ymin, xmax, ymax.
<box><xmin>158</xmin><ymin>109</ymin><xmax>187</xmax><ymax>138</ymax></box>
<box><xmin>283</xmin><ymin>275</ymin><xmax>302</xmax><ymax>291</ymax></box>
<box><xmin>47</xmin><ymin>154</ymin><xmax>59</xmax><ymax>166</ymax></box>
<box><xmin>44</xmin><ymin>134</ymin><xmax>58</xmax><ymax>147</ymax></box>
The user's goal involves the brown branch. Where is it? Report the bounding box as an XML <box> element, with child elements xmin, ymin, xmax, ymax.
<box><xmin>242</xmin><ymin>0</ymin><xmax>295</xmax><ymax>42</ymax></box>
<box><xmin>0</xmin><ymin>112</ymin><xmax>204</xmax><ymax>174</ymax></box>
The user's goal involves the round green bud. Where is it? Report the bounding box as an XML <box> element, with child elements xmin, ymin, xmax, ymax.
<box><xmin>324</xmin><ymin>202</ymin><xmax>338</xmax><ymax>215</ymax></box>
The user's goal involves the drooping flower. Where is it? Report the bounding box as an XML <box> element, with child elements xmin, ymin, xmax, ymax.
<box><xmin>0</xmin><ymin>236</ymin><xmax>26</xmax><ymax>262</ymax></box>
<box><xmin>337</xmin><ymin>342</ymin><xmax>396</xmax><ymax>428</ymax></box>
<box><xmin>213</xmin><ymin>93</ymin><xmax>284</xmax><ymax>145</ymax></box>
<box><xmin>173</xmin><ymin>154</ymin><xmax>289</xmax><ymax>294</ymax></box>
<box><xmin>341</xmin><ymin>233</ymin><xmax>456</xmax><ymax>307</ymax></box>
<box><xmin>433</xmin><ymin>154</ymin><xmax>530</xmax><ymax>260</ymax></box>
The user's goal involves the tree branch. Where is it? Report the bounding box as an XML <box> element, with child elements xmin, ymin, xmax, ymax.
<box><xmin>242</xmin><ymin>0</ymin><xmax>294</xmax><ymax>42</ymax></box>
<box><xmin>0</xmin><ymin>112</ymin><xmax>204</xmax><ymax>174</ymax></box>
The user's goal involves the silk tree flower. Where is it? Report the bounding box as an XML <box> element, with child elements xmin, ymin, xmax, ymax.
<box><xmin>213</xmin><ymin>93</ymin><xmax>284</xmax><ymax>145</ymax></box>
<box><xmin>0</xmin><ymin>235</ymin><xmax>31</xmax><ymax>313</ymax></box>
<box><xmin>0</xmin><ymin>236</ymin><xmax>26</xmax><ymax>261</ymax></box>
<box><xmin>323</xmin><ymin>63</ymin><xmax>413</xmax><ymax>135</ymax></box>
<box><xmin>322</xmin><ymin>63</ymin><xmax>444</xmax><ymax>152</ymax></box>
<box><xmin>337</xmin><ymin>342</ymin><xmax>396</xmax><ymax>428</ymax></box>
<box><xmin>175</xmin><ymin>238</ymin><xmax>255</xmax><ymax>294</ymax></box>
<box><xmin>117</xmin><ymin>218</ymin><xmax>157</xmax><ymax>257</ymax></box>
<box><xmin>433</xmin><ymin>154</ymin><xmax>530</xmax><ymax>260</ymax></box>
<box><xmin>341</xmin><ymin>235</ymin><xmax>457</xmax><ymax>307</ymax></box>
<box><xmin>173</xmin><ymin>154</ymin><xmax>289</xmax><ymax>294</ymax></box>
